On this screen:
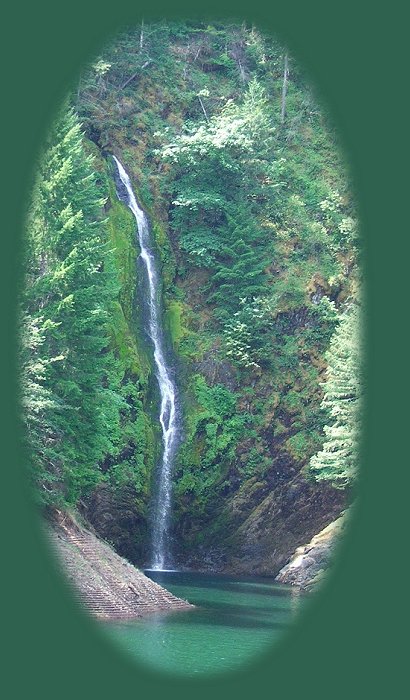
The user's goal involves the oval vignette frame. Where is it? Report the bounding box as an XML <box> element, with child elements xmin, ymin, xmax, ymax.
<box><xmin>3</xmin><ymin>0</ymin><xmax>386</xmax><ymax>697</ymax></box>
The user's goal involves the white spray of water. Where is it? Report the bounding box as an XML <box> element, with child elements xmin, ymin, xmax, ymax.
<box><xmin>113</xmin><ymin>156</ymin><xmax>178</xmax><ymax>570</ymax></box>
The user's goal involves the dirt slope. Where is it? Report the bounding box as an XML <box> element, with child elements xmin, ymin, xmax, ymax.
<box><xmin>47</xmin><ymin>511</ymin><xmax>193</xmax><ymax>621</ymax></box>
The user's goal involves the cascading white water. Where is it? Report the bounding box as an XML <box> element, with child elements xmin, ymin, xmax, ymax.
<box><xmin>113</xmin><ymin>155</ymin><xmax>179</xmax><ymax>571</ymax></box>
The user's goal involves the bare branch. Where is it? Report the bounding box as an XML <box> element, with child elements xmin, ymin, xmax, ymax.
<box><xmin>139</xmin><ymin>18</ymin><xmax>144</xmax><ymax>50</ymax></box>
<box><xmin>281</xmin><ymin>53</ymin><xmax>289</xmax><ymax>124</ymax></box>
<box><xmin>197</xmin><ymin>95</ymin><xmax>209</xmax><ymax>122</ymax></box>
<box><xmin>120</xmin><ymin>59</ymin><xmax>152</xmax><ymax>90</ymax></box>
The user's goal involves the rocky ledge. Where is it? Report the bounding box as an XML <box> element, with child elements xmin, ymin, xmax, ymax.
<box><xmin>47</xmin><ymin>510</ymin><xmax>193</xmax><ymax>620</ymax></box>
<box><xmin>275</xmin><ymin>512</ymin><xmax>348</xmax><ymax>592</ymax></box>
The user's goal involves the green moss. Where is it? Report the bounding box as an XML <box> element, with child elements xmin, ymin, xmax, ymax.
<box><xmin>106</xmin><ymin>179</ymin><xmax>138</xmax><ymax>323</ymax></box>
<box><xmin>166</xmin><ymin>299</ymin><xmax>184</xmax><ymax>345</ymax></box>
<box><xmin>284</xmin><ymin>430</ymin><xmax>321</xmax><ymax>463</ymax></box>
<box><xmin>108</xmin><ymin>300</ymin><xmax>141</xmax><ymax>377</ymax></box>
<box><xmin>103</xmin><ymin>172</ymin><xmax>150</xmax><ymax>381</ymax></box>
<box><xmin>151</xmin><ymin>220</ymin><xmax>176</xmax><ymax>290</ymax></box>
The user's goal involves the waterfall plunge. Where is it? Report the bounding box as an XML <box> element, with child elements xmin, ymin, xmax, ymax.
<box><xmin>113</xmin><ymin>156</ymin><xmax>179</xmax><ymax>571</ymax></box>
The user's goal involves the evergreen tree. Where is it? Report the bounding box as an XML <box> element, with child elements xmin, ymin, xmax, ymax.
<box><xmin>309</xmin><ymin>303</ymin><xmax>362</xmax><ymax>487</ymax></box>
<box><xmin>22</xmin><ymin>105</ymin><xmax>123</xmax><ymax>504</ymax></box>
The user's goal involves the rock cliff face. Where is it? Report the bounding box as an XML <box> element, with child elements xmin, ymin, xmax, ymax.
<box><xmin>47</xmin><ymin>511</ymin><xmax>192</xmax><ymax>620</ymax></box>
<box><xmin>81</xmin><ymin>483</ymin><xmax>149</xmax><ymax>566</ymax></box>
<box><xmin>71</xmin><ymin>22</ymin><xmax>355</xmax><ymax>575</ymax></box>
<box><xmin>275</xmin><ymin>513</ymin><xmax>348</xmax><ymax>591</ymax></box>
<box><xmin>176</xmin><ymin>474</ymin><xmax>345</xmax><ymax>576</ymax></box>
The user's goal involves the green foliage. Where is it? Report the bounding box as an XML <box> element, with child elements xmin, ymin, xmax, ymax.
<box><xmin>21</xmin><ymin>105</ymin><xmax>155</xmax><ymax>509</ymax></box>
<box><xmin>160</xmin><ymin>80</ymin><xmax>277</xmax><ymax>318</ymax></box>
<box><xmin>21</xmin><ymin>105</ymin><xmax>125</xmax><ymax>502</ymax></box>
<box><xmin>309</xmin><ymin>303</ymin><xmax>363</xmax><ymax>487</ymax></box>
<box><xmin>174</xmin><ymin>376</ymin><xmax>247</xmax><ymax>515</ymax></box>
<box><xmin>19</xmin><ymin>311</ymin><xmax>65</xmax><ymax>502</ymax></box>
<box><xmin>105</xmin><ymin>180</ymin><xmax>137</xmax><ymax>322</ymax></box>
<box><xmin>223</xmin><ymin>297</ymin><xmax>275</xmax><ymax>369</ymax></box>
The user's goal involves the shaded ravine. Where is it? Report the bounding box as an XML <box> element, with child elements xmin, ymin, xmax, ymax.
<box><xmin>113</xmin><ymin>156</ymin><xmax>179</xmax><ymax>571</ymax></box>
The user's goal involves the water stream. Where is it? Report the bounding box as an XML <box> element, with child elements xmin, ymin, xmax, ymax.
<box><xmin>113</xmin><ymin>156</ymin><xmax>179</xmax><ymax>571</ymax></box>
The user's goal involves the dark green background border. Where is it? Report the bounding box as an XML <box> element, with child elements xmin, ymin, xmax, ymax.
<box><xmin>2</xmin><ymin>0</ymin><xmax>406</xmax><ymax>697</ymax></box>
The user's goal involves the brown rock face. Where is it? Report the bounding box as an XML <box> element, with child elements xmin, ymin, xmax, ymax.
<box><xmin>80</xmin><ymin>483</ymin><xmax>149</xmax><ymax>565</ymax></box>
<box><xmin>177</xmin><ymin>474</ymin><xmax>346</xmax><ymax>577</ymax></box>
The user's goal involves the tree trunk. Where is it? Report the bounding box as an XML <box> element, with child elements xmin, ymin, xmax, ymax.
<box><xmin>120</xmin><ymin>60</ymin><xmax>151</xmax><ymax>90</ymax></box>
<box><xmin>281</xmin><ymin>53</ymin><xmax>289</xmax><ymax>124</ymax></box>
<box><xmin>139</xmin><ymin>18</ymin><xmax>144</xmax><ymax>51</ymax></box>
<box><xmin>198</xmin><ymin>95</ymin><xmax>209</xmax><ymax>122</ymax></box>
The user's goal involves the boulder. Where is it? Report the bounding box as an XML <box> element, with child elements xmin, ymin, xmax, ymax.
<box><xmin>275</xmin><ymin>512</ymin><xmax>348</xmax><ymax>592</ymax></box>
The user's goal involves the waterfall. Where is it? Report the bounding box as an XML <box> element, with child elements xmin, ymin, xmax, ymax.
<box><xmin>112</xmin><ymin>156</ymin><xmax>179</xmax><ymax>571</ymax></box>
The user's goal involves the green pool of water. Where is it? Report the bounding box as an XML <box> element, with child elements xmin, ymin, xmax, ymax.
<box><xmin>105</xmin><ymin>570</ymin><xmax>305</xmax><ymax>677</ymax></box>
